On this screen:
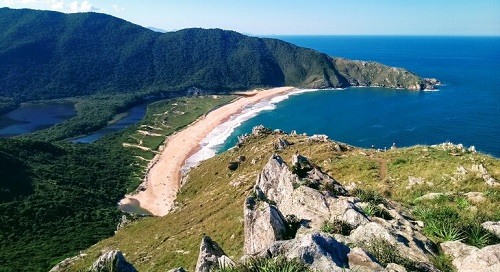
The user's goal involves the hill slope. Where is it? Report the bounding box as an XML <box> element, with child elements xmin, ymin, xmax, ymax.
<box><xmin>0</xmin><ymin>8</ymin><xmax>436</xmax><ymax>104</ymax></box>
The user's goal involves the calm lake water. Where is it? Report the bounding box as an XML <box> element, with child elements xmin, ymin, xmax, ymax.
<box><xmin>0</xmin><ymin>102</ymin><xmax>76</xmax><ymax>137</ymax></box>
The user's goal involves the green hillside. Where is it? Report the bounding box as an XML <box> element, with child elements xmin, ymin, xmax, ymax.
<box><xmin>0</xmin><ymin>8</ymin><xmax>434</xmax><ymax>107</ymax></box>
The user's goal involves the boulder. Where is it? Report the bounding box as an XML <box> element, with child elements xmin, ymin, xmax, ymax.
<box><xmin>481</xmin><ymin>221</ymin><xmax>500</xmax><ymax>238</ymax></box>
<box><xmin>167</xmin><ymin>268</ymin><xmax>186</xmax><ymax>272</ymax></box>
<box><xmin>195</xmin><ymin>235</ymin><xmax>234</xmax><ymax>272</ymax></box>
<box><xmin>265</xmin><ymin>232</ymin><xmax>351</xmax><ymax>271</ymax></box>
<box><xmin>90</xmin><ymin>250</ymin><xmax>137</xmax><ymax>272</ymax></box>
<box><xmin>227</xmin><ymin>161</ymin><xmax>239</xmax><ymax>171</ymax></box>
<box><xmin>275</xmin><ymin>137</ymin><xmax>291</xmax><ymax>150</ymax></box>
<box><xmin>347</xmin><ymin>247</ymin><xmax>384</xmax><ymax>271</ymax></box>
<box><xmin>441</xmin><ymin>241</ymin><xmax>500</xmax><ymax>272</ymax></box>
<box><xmin>244</xmin><ymin>197</ymin><xmax>289</xmax><ymax>255</ymax></box>
<box><xmin>49</xmin><ymin>253</ymin><xmax>86</xmax><ymax>272</ymax></box>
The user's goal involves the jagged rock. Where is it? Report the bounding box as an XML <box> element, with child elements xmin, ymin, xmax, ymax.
<box><xmin>167</xmin><ymin>268</ymin><xmax>186</xmax><ymax>272</ymax></box>
<box><xmin>252</xmin><ymin>125</ymin><xmax>271</xmax><ymax>136</ymax></box>
<box><xmin>441</xmin><ymin>241</ymin><xmax>500</xmax><ymax>272</ymax></box>
<box><xmin>290</xmin><ymin>130</ymin><xmax>297</xmax><ymax>136</ymax></box>
<box><xmin>116</xmin><ymin>214</ymin><xmax>130</xmax><ymax>232</ymax></box>
<box><xmin>255</xmin><ymin>155</ymin><xmax>296</xmax><ymax>206</ymax></box>
<box><xmin>481</xmin><ymin>221</ymin><xmax>500</xmax><ymax>238</ymax></box>
<box><xmin>292</xmin><ymin>153</ymin><xmax>313</xmax><ymax>171</ymax></box>
<box><xmin>347</xmin><ymin>247</ymin><xmax>384</xmax><ymax>271</ymax></box>
<box><xmin>471</xmin><ymin>164</ymin><xmax>499</xmax><ymax>186</ymax></box>
<box><xmin>195</xmin><ymin>235</ymin><xmax>234</xmax><ymax>272</ymax></box>
<box><xmin>308</xmin><ymin>134</ymin><xmax>329</xmax><ymax>142</ymax></box>
<box><xmin>265</xmin><ymin>232</ymin><xmax>351</xmax><ymax>271</ymax></box>
<box><xmin>90</xmin><ymin>250</ymin><xmax>137</xmax><ymax>272</ymax></box>
<box><xmin>244</xmin><ymin>197</ymin><xmax>289</xmax><ymax>255</ymax></box>
<box><xmin>274</xmin><ymin>138</ymin><xmax>291</xmax><ymax>150</ymax></box>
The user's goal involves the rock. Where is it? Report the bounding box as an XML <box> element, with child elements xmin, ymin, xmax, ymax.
<box><xmin>407</xmin><ymin>176</ymin><xmax>426</xmax><ymax>188</ymax></box>
<box><xmin>456</xmin><ymin>166</ymin><xmax>468</xmax><ymax>176</ymax></box>
<box><xmin>481</xmin><ymin>221</ymin><xmax>500</xmax><ymax>238</ymax></box>
<box><xmin>347</xmin><ymin>247</ymin><xmax>384</xmax><ymax>271</ymax></box>
<box><xmin>238</xmin><ymin>155</ymin><xmax>246</xmax><ymax>162</ymax></box>
<box><xmin>265</xmin><ymin>232</ymin><xmax>351</xmax><ymax>271</ymax></box>
<box><xmin>290</xmin><ymin>130</ymin><xmax>297</xmax><ymax>136</ymax></box>
<box><xmin>471</xmin><ymin>164</ymin><xmax>499</xmax><ymax>186</ymax></box>
<box><xmin>415</xmin><ymin>192</ymin><xmax>449</xmax><ymax>201</ymax></box>
<box><xmin>116</xmin><ymin>214</ymin><xmax>130</xmax><ymax>232</ymax></box>
<box><xmin>90</xmin><ymin>250</ymin><xmax>137</xmax><ymax>272</ymax></box>
<box><xmin>227</xmin><ymin>161</ymin><xmax>239</xmax><ymax>171</ymax></box>
<box><xmin>244</xmin><ymin>197</ymin><xmax>289</xmax><ymax>255</ymax></box>
<box><xmin>49</xmin><ymin>253</ymin><xmax>86</xmax><ymax>272</ymax></box>
<box><xmin>308</xmin><ymin>134</ymin><xmax>329</xmax><ymax>142</ymax></box>
<box><xmin>252</xmin><ymin>125</ymin><xmax>271</xmax><ymax>136</ymax></box>
<box><xmin>274</xmin><ymin>138</ymin><xmax>290</xmax><ymax>150</ymax></box>
<box><xmin>167</xmin><ymin>268</ymin><xmax>186</xmax><ymax>272</ymax></box>
<box><xmin>441</xmin><ymin>241</ymin><xmax>500</xmax><ymax>272</ymax></box>
<box><xmin>292</xmin><ymin>153</ymin><xmax>313</xmax><ymax>171</ymax></box>
<box><xmin>195</xmin><ymin>235</ymin><xmax>234</xmax><ymax>272</ymax></box>
<box><xmin>464</xmin><ymin>192</ymin><xmax>485</xmax><ymax>202</ymax></box>
<box><xmin>386</xmin><ymin>263</ymin><xmax>407</xmax><ymax>272</ymax></box>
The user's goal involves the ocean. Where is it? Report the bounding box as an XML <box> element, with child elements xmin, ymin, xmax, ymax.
<box><xmin>187</xmin><ymin>36</ymin><xmax>500</xmax><ymax>165</ymax></box>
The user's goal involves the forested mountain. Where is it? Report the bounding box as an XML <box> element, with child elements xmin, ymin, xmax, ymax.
<box><xmin>0</xmin><ymin>8</ymin><xmax>434</xmax><ymax>103</ymax></box>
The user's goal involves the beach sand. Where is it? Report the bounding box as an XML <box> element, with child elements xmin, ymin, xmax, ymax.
<box><xmin>119</xmin><ymin>86</ymin><xmax>295</xmax><ymax>216</ymax></box>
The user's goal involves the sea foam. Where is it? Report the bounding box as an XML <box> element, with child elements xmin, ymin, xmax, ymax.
<box><xmin>180</xmin><ymin>89</ymin><xmax>319</xmax><ymax>174</ymax></box>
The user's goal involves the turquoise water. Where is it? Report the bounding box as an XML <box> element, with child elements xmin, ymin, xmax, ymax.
<box><xmin>0</xmin><ymin>102</ymin><xmax>76</xmax><ymax>137</ymax></box>
<box><xmin>219</xmin><ymin>36</ymin><xmax>500</xmax><ymax>157</ymax></box>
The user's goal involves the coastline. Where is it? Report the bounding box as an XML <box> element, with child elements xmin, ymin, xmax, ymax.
<box><xmin>119</xmin><ymin>86</ymin><xmax>295</xmax><ymax>216</ymax></box>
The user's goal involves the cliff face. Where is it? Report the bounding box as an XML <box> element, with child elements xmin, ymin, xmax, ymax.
<box><xmin>0</xmin><ymin>8</ymin><xmax>438</xmax><ymax>102</ymax></box>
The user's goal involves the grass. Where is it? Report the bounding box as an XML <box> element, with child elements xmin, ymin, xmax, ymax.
<box><xmin>320</xmin><ymin>219</ymin><xmax>353</xmax><ymax>236</ymax></box>
<box><xmin>213</xmin><ymin>256</ymin><xmax>311</xmax><ymax>272</ymax></box>
<box><xmin>66</xmin><ymin>132</ymin><xmax>500</xmax><ymax>271</ymax></box>
<box><xmin>362</xmin><ymin>238</ymin><xmax>416</xmax><ymax>270</ymax></box>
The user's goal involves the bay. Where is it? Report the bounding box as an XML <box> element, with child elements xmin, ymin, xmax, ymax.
<box><xmin>219</xmin><ymin>36</ymin><xmax>500</xmax><ymax>157</ymax></box>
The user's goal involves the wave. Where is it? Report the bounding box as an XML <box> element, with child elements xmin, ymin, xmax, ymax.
<box><xmin>180</xmin><ymin>88</ymin><xmax>321</xmax><ymax>174</ymax></box>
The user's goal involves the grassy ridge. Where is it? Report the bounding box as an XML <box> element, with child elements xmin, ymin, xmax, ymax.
<box><xmin>67</xmin><ymin>133</ymin><xmax>500</xmax><ymax>271</ymax></box>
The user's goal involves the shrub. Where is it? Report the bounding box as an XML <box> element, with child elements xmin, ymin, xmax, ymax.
<box><xmin>320</xmin><ymin>219</ymin><xmax>353</xmax><ymax>236</ymax></box>
<box><xmin>352</xmin><ymin>188</ymin><xmax>385</xmax><ymax>205</ymax></box>
<box><xmin>363</xmin><ymin>238</ymin><xmax>416</xmax><ymax>270</ymax></box>
<box><xmin>214</xmin><ymin>256</ymin><xmax>311</xmax><ymax>272</ymax></box>
<box><xmin>362</xmin><ymin>204</ymin><xmax>393</xmax><ymax>220</ymax></box>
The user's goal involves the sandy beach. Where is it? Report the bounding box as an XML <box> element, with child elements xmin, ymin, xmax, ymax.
<box><xmin>119</xmin><ymin>86</ymin><xmax>295</xmax><ymax>216</ymax></box>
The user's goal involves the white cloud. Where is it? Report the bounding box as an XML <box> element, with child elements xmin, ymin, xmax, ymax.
<box><xmin>112</xmin><ymin>4</ymin><xmax>123</xmax><ymax>12</ymax></box>
<box><xmin>2</xmin><ymin>0</ymin><xmax>99</xmax><ymax>13</ymax></box>
<box><xmin>68</xmin><ymin>0</ymin><xmax>93</xmax><ymax>13</ymax></box>
<box><xmin>49</xmin><ymin>0</ymin><xmax>63</xmax><ymax>10</ymax></box>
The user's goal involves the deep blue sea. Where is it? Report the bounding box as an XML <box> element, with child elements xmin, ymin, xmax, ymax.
<box><xmin>217</xmin><ymin>36</ymin><xmax>500</xmax><ymax>157</ymax></box>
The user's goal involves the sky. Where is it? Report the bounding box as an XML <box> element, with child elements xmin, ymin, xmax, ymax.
<box><xmin>1</xmin><ymin>0</ymin><xmax>500</xmax><ymax>36</ymax></box>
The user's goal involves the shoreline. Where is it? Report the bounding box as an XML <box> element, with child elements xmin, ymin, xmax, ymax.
<box><xmin>119</xmin><ymin>86</ymin><xmax>295</xmax><ymax>216</ymax></box>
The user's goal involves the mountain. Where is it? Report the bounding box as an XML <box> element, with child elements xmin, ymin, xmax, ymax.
<box><xmin>0</xmin><ymin>8</ymin><xmax>437</xmax><ymax>103</ymax></box>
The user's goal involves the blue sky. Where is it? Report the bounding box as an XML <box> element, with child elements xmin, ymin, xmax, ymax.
<box><xmin>2</xmin><ymin>0</ymin><xmax>499</xmax><ymax>35</ymax></box>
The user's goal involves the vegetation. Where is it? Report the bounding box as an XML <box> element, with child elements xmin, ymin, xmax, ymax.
<box><xmin>0</xmin><ymin>95</ymin><xmax>234</xmax><ymax>271</ymax></box>
<box><xmin>64</xmin><ymin>133</ymin><xmax>498</xmax><ymax>271</ymax></box>
<box><xmin>213</xmin><ymin>257</ymin><xmax>311</xmax><ymax>272</ymax></box>
<box><xmin>320</xmin><ymin>219</ymin><xmax>353</xmax><ymax>236</ymax></box>
<box><xmin>0</xmin><ymin>8</ymin><xmax>430</xmax><ymax>106</ymax></box>
<box><xmin>362</xmin><ymin>238</ymin><xmax>417</xmax><ymax>270</ymax></box>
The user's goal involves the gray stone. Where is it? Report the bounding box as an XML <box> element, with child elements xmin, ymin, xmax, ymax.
<box><xmin>441</xmin><ymin>241</ymin><xmax>500</xmax><ymax>272</ymax></box>
<box><xmin>90</xmin><ymin>250</ymin><xmax>137</xmax><ymax>272</ymax></box>
<box><xmin>482</xmin><ymin>221</ymin><xmax>500</xmax><ymax>238</ymax></box>
<box><xmin>464</xmin><ymin>192</ymin><xmax>485</xmax><ymax>202</ymax></box>
<box><xmin>195</xmin><ymin>235</ymin><xmax>234</xmax><ymax>272</ymax></box>
<box><xmin>415</xmin><ymin>192</ymin><xmax>449</xmax><ymax>201</ymax></box>
<box><xmin>266</xmin><ymin>232</ymin><xmax>350</xmax><ymax>271</ymax></box>
<box><xmin>347</xmin><ymin>247</ymin><xmax>384</xmax><ymax>271</ymax></box>
<box><xmin>49</xmin><ymin>253</ymin><xmax>86</xmax><ymax>272</ymax></box>
<box><xmin>244</xmin><ymin>198</ymin><xmax>289</xmax><ymax>255</ymax></box>
<box><xmin>386</xmin><ymin>263</ymin><xmax>407</xmax><ymax>272</ymax></box>
<box><xmin>275</xmin><ymin>137</ymin><xmax>291</xmax><ymax>150</ymax></box>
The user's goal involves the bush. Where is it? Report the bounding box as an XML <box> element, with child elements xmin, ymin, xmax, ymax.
<box><xmin>352</xmin><ymin>188</ymin><xmax>385</xmax><ymax>205</ymax></box>
<box><xmin>320</xmin><ymin>219</ymin><xmax>353</xmax><ymax>236</ymax></box>
<box><xmin>214</xmin><ymin>256</ymin><xmax>311</xmax><ymax>272</ymax></box>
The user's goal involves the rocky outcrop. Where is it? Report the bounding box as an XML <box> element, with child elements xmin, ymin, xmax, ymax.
<box><xmin>244</xmin><ymin>197</ymin><xmax>289</xmax><ymax>255</ymax></box>
<box><xmin>166</xmin><ymin>268</ymin><xmax>186</xmax><ymax>272</ymax></box>
<box><xmin>240</xmin><ymin>154</ymin><xmax>438</xmax><ymax>270</ymax></box>
<box><xmin>49</xmin><ymin>253</ymin><xmax>86</xmax><ymax>272</ymax></box>
<box><xmin>441</xmin><ymin>241</ymin><xmax>500</xmax><ymax>272</ymax></box>
<box><xmin>195</xmin><ymin>235</ymin><xmax>234</xmax><ymax>272</ymax></box>
<box><xmin>471</xmin><ymin>164</ymin><xmax>499</xmax><ymax>186</ymax></box>
<box><xmin>90</xmin><ymin>250</ymin><xmax>137</xmax><ymax>272</ymax></box>
<box><xmin>275</xmin><ymin>137</ymin><xmax>291</xmax><ymax>150</ymax></box>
